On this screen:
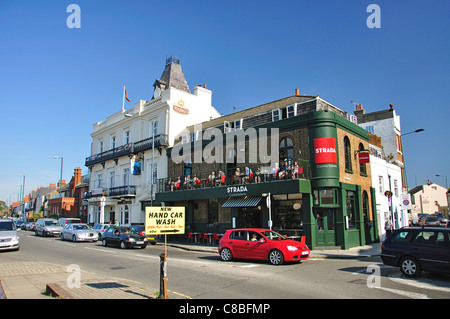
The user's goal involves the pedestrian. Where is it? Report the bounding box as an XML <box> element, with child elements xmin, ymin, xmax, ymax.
<box><xmin>385</xmin><ymin>217</ymin><xmax>393</xmax><ymax>238</ymax></box>
<box><xmin>114</xmin><ymin>219</ymin><xmax>120</xmax><ymax>226</ymax></box>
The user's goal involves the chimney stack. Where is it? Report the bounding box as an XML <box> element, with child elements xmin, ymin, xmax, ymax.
<box><xmin>295</xmin><ymin>88</ymin><xmax>299</xmax><ymax>95</ymax></box>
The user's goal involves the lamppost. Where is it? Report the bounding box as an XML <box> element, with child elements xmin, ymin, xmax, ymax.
<box><xmin>262</xmin><ymin>192</ymin><xmax>272</xmax><ymax>230</ymax></box>
<box><xmin>53</xmin><ymin>156</ymin><xmax>64</xmax><ymax>218</ymax></box>
<box><xmin>435</xmin><ymin>174</ymin><xmax>448</xmax><ymax>189</ymax></box>
<box><xmin>400</xmin><ymin>128</ymin><xmax>424</xmax><ymax>191</ymax></box>
<box><xmin>17</xmin><ymin>174</ymin><xmax>25</xmax><ymax>221</ymax></box>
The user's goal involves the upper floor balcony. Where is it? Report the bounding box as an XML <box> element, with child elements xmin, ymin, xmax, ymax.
<box><xmin>156</xmin><ymin>160</ymin><xmax>310</xmax><ymax>197</ymax></box>
<box><xmin>85</xmin><ymin>134</ymin><xmax>169</xmax><ymax>167</ymax></box>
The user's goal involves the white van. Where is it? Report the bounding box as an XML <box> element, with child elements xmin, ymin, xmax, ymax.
<box><xmin>57</xmin><ymin>218</ymin><xmax>82</xmax><ymax>227</ymax></box>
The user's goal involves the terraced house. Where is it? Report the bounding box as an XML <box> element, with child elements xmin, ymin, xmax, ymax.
<box><xmin>156</xmin><ymin>90</ymin><xmax>379</xmax><ymax>249</ymax></box>
<box><xmin>84</xmin><ymin>57</ymin><xmax>220</xmax><ymax>226</ymax></box>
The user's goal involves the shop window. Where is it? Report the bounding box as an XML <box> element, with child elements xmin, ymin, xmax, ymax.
<box><xmin>313</xmin><ymin>188</ymin><xmax>338</xmax><ymax>206</ymax></box>
<box><xmin>346</xmin><ymin>190</ymin><xmax>356</xmax><ymax>228</ymax></box>
<box><xmin>344</xmin><ymin>136</ymin><xmax>352</xmax><ymax>173</ymax></box>
<box><xmin>273</xmin><ymin>198</ymin><xmax>303</xmax><ymax>234</ymax></box>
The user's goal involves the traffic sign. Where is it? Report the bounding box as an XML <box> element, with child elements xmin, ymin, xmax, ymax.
<box><xmin>145</xmin><ymin>206</ymin><xmax>185</xmax><ymax>235</ymax></box>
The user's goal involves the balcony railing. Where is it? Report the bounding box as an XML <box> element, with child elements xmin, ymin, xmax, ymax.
<box><xmin>85</xmin><ymin>134</ymin><xmax>169</xmax><ymax>167</ymax></box>
<box><xmin>108</xmin><ymin>185</ymin><xmax>136</xmax><ymax>198</ymax></box>
<box><xmin>157</xmin><ymin>160</ymin><xmax>310</xmax><ymax>193</ymax></box>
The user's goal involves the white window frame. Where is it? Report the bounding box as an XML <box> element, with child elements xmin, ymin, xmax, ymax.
<box><xmin>110</xmin><ymin>136</ymin><xmax>116</xmax><ymax>149</ymax></box>
<box><xmin>123</xmin><ymin>130</ymin><xmax>130</xmax><ymax>145</ymax></box>
<box><xmin>122</xmin><ymin>168</ymin><xmax>130</xmax><ymax>186</ymax></box>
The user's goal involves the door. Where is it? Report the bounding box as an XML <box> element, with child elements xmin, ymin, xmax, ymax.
<box><xmin>228</xmin><ymin>230</ymin><xmax>247</xmax><ymax>259</ymax></box>
<box><xmin>246</xmin><ymin>231</ymin><xmax>268</xmax><ymax>259</ymax></box>
<box><xmin>316</xmin><ymin>209</ymin><xmax>336</xmax><ymax>246</ymax></box>
<box><xmin>413</xmin><ymin>230</ymin><xmax>450</xmax><ymax>274</ymax></box>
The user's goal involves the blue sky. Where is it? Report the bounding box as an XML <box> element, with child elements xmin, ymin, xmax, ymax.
<box><xmin>1</xmin><ymin>0</ymin><xmax>449</xmax><ymax>203</ymax></box>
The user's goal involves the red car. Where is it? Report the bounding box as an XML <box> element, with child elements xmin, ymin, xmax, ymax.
<box><xmin>218</xmin><ymin>228</ymin><xmax>310</xmax><ymax>265</ymax></box>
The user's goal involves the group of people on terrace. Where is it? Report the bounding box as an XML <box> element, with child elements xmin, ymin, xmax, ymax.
<box><xmin>164</xmin><ymin>159</ymin><xmax>305</xmax><ymax>192</ymax></box>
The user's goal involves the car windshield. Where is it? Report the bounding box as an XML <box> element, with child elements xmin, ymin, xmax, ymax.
<box><xmin>260</xmin><ymin>230</ymin><xmax>286</xmax><ymax>240</ymax></box>
<box><xmin>44</xmin><ymin>220</ymin><xmax>58</xmax><ymax>226</ymax></box>
<box><xmin>73</xmin><ymin>224</ymin><xmax>90</xmax><ymax>230</ymax></box>
<box><xmin>0</xmin><ymin>222</ymin><xmax>15</xmax><ymax>231</ymax></box>
<box><xmin>119</xmin><ymin>227</ymin><xmax>138</xmax><ymax>234</ymax></box>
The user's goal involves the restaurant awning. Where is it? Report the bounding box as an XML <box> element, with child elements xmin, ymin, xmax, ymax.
<box><xmin>221</xmin><ymin>196</ymin><xmax>262</xmax><ymax>208</ymax></box>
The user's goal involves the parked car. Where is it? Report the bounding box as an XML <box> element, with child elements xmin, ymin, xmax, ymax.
<box><xmin>130</xmin><ymin>225</ymin><xmax>158</xmax><ymax>245</ymax></box>
<box><xmin>92</xmin><ymin>223</ymin><xmax>110</xmax><ymax>239</ymax></box>
<box><xmin>0</xmin><ymin>219</ymin><xmax>20</xmax><ymax>251</ymax></box>
<box><xmin>417</xmin><ymin>215</ymin><xmax>428</xmax><ymax>227</ymax></box>
<box><xmin>101</xmin><ymin>226</ymin><xmax>148</xmax><ymax>249</ymax></box>
<box><xmin>381</xmin><ymin>227</ymin><xmax>450</xmax><ymax>278</ymax></box>
<box><xmin>435</xmin><ymin>215</ymin><xmax>448</xmax><ymax>226</ymax></box>
<box><xmin>423</xmin><ymin>216</ymin><xmax>442</xmax><ymax>227</ymax></box>
<box><xmin>218</xmin><ymin>228</ymin><xmax>310</xmax><ymax>265</ymax></box>
<box><xmin>35</xmin><ymin>218</ymin><xmax>62</xmax><ymax>237</ymax></box>
<box><xmin>25</xmin><ymin>222</ymin><xmax>36</xmax><ymax>231</ymax></box>
<box><xmin>60</xmin><ymin>223</ymin><xmax>98</xmax><ymax>242</ymax></box>
<box><xmin>14</xmin><ymin>220</ymin><xmax>25</xmax><ymax>230</ymax></box>
<box><xmin>57</xmin><ymin>217</ymin><xmax>82</xmax><ymax>227</ymax></box>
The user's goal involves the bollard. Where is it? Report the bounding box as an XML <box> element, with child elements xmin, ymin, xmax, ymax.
<box><xmin>157</xmin><ymin>252</ymin><xmax>166</xmax><ymax>299</ymax></box>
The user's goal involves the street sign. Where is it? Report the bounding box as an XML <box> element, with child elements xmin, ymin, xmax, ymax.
<box><xmin>145</xmin><ymin>206</ymin><xmax>185</xmax><ymax>235</ymax></box>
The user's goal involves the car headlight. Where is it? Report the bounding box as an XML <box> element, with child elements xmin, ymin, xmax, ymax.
<box><xmin>143</xmin><ymin>238</ymin><xmax>148</xmax><ymax>241</ymax></box>
<box><xmin>287</xmin><ymin>246</ymin><xmax>299</xmax><ymax>251</ymax></box>
<box><xmin>128</xmin><ymin>238</ymin><xmax>135</xmax><ymax>242</ymax></box>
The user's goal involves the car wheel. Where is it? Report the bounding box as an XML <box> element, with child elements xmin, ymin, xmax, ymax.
<box><xmin>220</xmin><ymin>248</ymin><xmax>233</xmax><ymax>261</ymax></box>
<box><xmin>120</xmin><ymin>241</ymin><xmax>127</xmax><ymax>249</ymax></box>
<box><xmin>60</xmin><ymin>233</ymin><xmax>64</xmax><ymax>241</ymax></box>
<box><xmin>269</xmin><ymin>249</ymin><xmax>284</xmax><ymax>265</ymax></box>
<box><xmin>102</xmin><ymin>239</ymin><xmax>108</xmax><ymax>247</ymax></box>
<box><xmin>72</xmin><ymin>235</ymin><xmax>77</xmax><ymax>243</ymax></box>
<box><xmin>400</xmin><ymin>256</ymin><xmax>422</xmax><ymax>278</ymax></box>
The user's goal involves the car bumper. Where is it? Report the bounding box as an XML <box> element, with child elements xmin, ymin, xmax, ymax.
<box><xmin>44</xmin><ymin>230</ymin><xmax>61</xmax><ymax>236</ymax></box>
<box><xmin>125</xmin><ymin>241</ymin><xmax>147</xmax><ymax>248</ymax></box>
<box><xmin>0</xmin><ymin>240</ymin><xmax>20</xmax><ymax>251</ymax></box>
<box><xmin>284</xmin><ymin>249</ymin><xmax>310</xmax><ymax>261</ymax></box>
<box><xmin>76</xmin><ymin>236</ymin><xmax>98</xmax><ymax>241</ymax></box>
<box><xmin>380</xmin><ymin>253</ymin><xmax>398</xmax><ymax>267</ymax></box>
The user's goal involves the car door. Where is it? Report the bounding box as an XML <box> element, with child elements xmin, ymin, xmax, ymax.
<box><xmin>246</xmin><ymin>231</ymin><xmax>268</xmax><ymax>260</ymax></box>
<box><xmin>413</xmin><ymin>230</ymin><xmax>450</xmax><ymax>274</ymax></box>
<box><xmin>110</xmin><ymin>227</ymin><xmax>121</xmax><ymax>247</ymax></box>
<box><xmin>228</xmin><ymin>230</ymin><xmax>248</xmax><ymax>259</ymax></box>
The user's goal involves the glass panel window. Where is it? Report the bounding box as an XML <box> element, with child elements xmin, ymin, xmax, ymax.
<box><xmin>346</xmin><ymin>190</ymin><xmax>356</xmax><ymax>228</ymax></box>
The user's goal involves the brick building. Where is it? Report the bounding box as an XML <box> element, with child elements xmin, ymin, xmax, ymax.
<box><xmin>156</xmin><ymin>91</ymin><xmax>378</xmax><ymax>250</ymax></box>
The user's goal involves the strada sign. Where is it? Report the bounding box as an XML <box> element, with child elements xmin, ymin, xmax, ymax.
<box><xmin>145</xmin><ymin>206</ymin><xmax>185</xmax><ymax>235</ymax></box>
<box><xmin>314</xmin><ymin>138</ymin><xmax>337</xmax><ymax>164</ymax></box>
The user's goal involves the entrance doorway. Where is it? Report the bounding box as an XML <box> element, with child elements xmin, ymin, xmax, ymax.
<box><xmin>315</xmin><ymin>209</ymin><xmax>336</xmax><ymax>246</ymax></box>
<box><xmin>237</xmin><ymin>207</ymin><xmax>262</xmax><ymax>228</ymax></box>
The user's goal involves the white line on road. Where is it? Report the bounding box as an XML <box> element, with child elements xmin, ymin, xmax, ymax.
<box><xmin>84</xmin><ymin>247</ymin><xmax>116</xmax><ymax>254</ymax></box>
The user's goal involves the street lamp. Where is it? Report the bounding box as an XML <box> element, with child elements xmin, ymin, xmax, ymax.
<box><xmin>53</xmin><ymin>156</ymin><xmax>64</xmax><ymax>218</ymax></box>
<box><xmin>262</xmin><ymin>193</ymin><xmax>272</xmax><ymax>230</ymax></box>
<box><xmin>400</xmin><ymin>128</ymin><xmax>425</xmax><ymax>191</ymax></box>
<box><xmin>435</xmin><ymin>174</ymin><xmax>448</xmax><ymax>189</ymax></box>
<box><xmin>17</xmin><ymin>174</ymin><xmax>26</xmax><ymax>221</ymax></box>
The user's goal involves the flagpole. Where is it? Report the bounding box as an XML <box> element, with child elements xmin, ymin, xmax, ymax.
<box><xmin>122</xmin><ymin>85</ymin><xmax>125</xmax><ymax>113</ymax></box>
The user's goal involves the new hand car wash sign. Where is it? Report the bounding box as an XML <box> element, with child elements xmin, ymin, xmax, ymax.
<box><xmin>314</xmin><ymin>138</ymin><xmax>337</xmax><ymax>164</ymax></box>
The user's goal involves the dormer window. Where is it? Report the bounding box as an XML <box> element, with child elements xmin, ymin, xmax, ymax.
<box><xmin>224</xmin><ymin>119</ymin><xmax>243</xmax><ymax>132</ymax></box>
<box><xmin>272</xmin><ymin>105</ymin><xmax>296</xmax><ymax>122</ymax></box>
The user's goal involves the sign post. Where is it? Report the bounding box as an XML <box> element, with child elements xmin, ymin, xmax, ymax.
<box><xmin>145</xmin><ymin>206</ymin><xmax>185</xmax><ymax>299</ymax></box>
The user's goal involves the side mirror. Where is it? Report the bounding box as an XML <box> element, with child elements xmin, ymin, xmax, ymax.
<box><xmin>259</xmin><ymin>238</ymin><xmax>266</xmax><ymax>243</ymax></box>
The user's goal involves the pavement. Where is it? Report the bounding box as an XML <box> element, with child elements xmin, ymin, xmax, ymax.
<box><xmin>0</xmin><ymin>241</ymin><xmax>382</xmax><ymax>300</ymax></box>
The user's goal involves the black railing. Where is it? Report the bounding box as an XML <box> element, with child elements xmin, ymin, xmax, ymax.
<box><xmin>108</xmin><ymin>185</ymin><xmax>136</xmax><ymax>197</ymax></box>
<box><xmin>157</xmin><ymin>160</ymin><xmax>310</xmax><ymax>193</ymax></box>
<box><xmin>85</xmin><ymin>134</ymin><xmax>169</xmax><ymax>167</ymax></box>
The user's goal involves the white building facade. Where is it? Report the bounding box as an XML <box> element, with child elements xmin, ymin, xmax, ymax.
<box><xmin>370</xmin><ymin>153</ymin><xmax>408</xmax><ymax>241</ymax></box>
<box><xmin>85</xmin><ymin>57</ymin><xmax>220</xmax><ymax>226</ymax></box>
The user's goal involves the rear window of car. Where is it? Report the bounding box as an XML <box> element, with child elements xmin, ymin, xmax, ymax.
<box><xmin>229</xmin><ymin>231</ymin><xmax>246</xmax><ymax>240</ymax></box>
